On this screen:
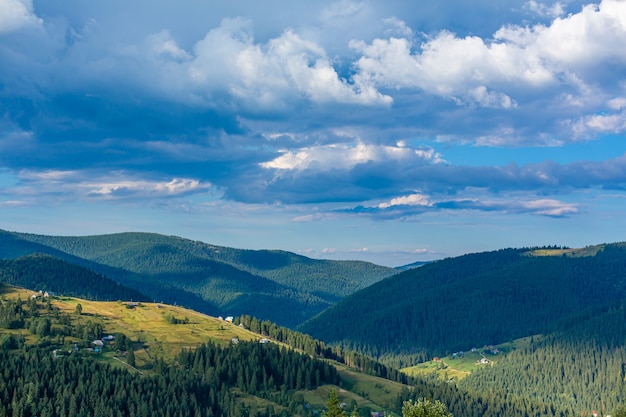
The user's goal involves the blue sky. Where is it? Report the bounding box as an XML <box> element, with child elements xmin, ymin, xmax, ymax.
<box><xmin>1</xmin><ymin>0</ymin><xmax>626</xmax><ymax>266</ymax></box>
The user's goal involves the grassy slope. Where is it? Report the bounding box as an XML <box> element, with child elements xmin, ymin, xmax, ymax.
<box><xmin>401</xmin><ymin>335</ymin><xmax>544</xmax><ymax>382</ymax></box>
<box><xmin>0</xmin><ymin>283</ymin><xmax>407</xmax><ymax>415</ymax></box>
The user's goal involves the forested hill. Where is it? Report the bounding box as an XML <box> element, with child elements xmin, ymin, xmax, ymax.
<box><xmin>0</xmin><ymin>230</ymin><xmax>396</xmax><ymax>327</ymax></box>
<box><xmin>299</xmin><ymin>243</ymin><xmax>626</xmax><ymax>364</ymax></box>
<box><xmin>457</xmin><ymin>302</ymin><xmax>626</xmax><ymax>414</ymax></box>
<box><xmin>0</xmin><ymin>253</ymin><xmax>148</xmax><ymax>302</ymax></box>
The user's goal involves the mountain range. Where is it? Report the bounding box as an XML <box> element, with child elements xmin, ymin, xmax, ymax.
<box><xmin>0</xmin><ymin>229</ymin><xmax>396</xmax><ymax>327</ymax></box>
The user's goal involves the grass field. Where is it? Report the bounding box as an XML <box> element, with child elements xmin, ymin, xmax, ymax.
<box><xmin>1</xmin><ymin>283</ymin><xmax>262</xmax><ymax>366</ymax></box>
<box><xmin>526</xmin><ymin>245</ymin><xmax>603</xmax><ymax>257</ymax></box>
<box><xmin>52</xmin><ymin>297</ymin><xmax>258</xmax><ymax>362</ymax></box>
<box><xmin>401</xmin><ymin>335</ymin><xmax>544</xmax><ymax>382</ymax></box>
<box><xmin>1</xmin><ymin>283</ymin><xmax>412</xmax><ymax>416</ymax></box>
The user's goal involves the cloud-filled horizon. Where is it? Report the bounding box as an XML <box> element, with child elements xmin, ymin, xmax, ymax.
<box><xmin>1</xmin><ymin>0</ymin><xmax>626</xmax><ymax>266</ymax></box>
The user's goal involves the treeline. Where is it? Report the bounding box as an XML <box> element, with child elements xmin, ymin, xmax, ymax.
<box><xmin>0</xmin><ymin>294</ymin><xmax>108</xmax><ymax>345</ymax></box>
<box><xmin>0</xmin><ymin>254</ymin><xmax>147</xmax><ymax>302</ymax></box>
<box><xmin>0</xmin><ymin>294</ymin><xmax>342</xmax><ymax>417</ymax></box>
<box><xmin>237</xmin><ymin>315</ymin><xmax>411</xmax><ymax>384</ymax></box>
<box><xmin>177</xmin><ymin>341</ymin><xmax>340</xmax><ymax>396</ymax></box>
<box><xmin>458</xmin><ymin>302</ymin><xmax>626</xmax><ymax>414</ymax></box>
<box><xmin>393</xmin><ymin>374</ymin><xmax>577</xmax><ymax>417</ymax></box>
<box><xmin>301</xmin><ymin>245</ymin><xmax>626</xmax><ymax>363</ymax></box>
<box><xmin>0</xmin><ymin>341</ymin><xmax>337</xmax><ymax>417</ymax></box>
<box><xmin>0</xmin><ymin>344</ymin><xmax>580</xmax><ymax>417</ymax></box>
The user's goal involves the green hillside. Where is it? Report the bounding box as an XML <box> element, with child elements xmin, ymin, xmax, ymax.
<box><xmin>2</xmin><ymin>283</ymin><xmax>611</xmax><ymax>417</ymax></box>
<box><xmin>0</xmin><ymin>230</ymin><xmax>397</xmax><ymax>327</ymax></box>
<box><xmin>299</xmin><ymin>244</ymin><xmax>626</xmax><ymax>366</ymax></box>
<box><xmin>0</xmin><ymin>253</ymin><xmax>147</xmax><ymax>302</ymax></box>
<box><xmin>456</xmin><ymin>303</ymin><xmax>626</xmax><ymax>414</ymax></box>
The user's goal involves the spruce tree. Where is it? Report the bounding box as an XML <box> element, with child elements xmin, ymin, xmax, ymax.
<box><xmin>323</xmin><ymin>389</ymin><xmax>348</xmax><ymax>417</ymax></box>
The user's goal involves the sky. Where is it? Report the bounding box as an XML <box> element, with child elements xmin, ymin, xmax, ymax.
<box><xmin>1</xmin><ymin>0</ymin><xmax>626</xmax><ymax>266</ymax></box>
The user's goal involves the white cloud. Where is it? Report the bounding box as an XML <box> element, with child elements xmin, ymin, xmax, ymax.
<box><xmin>521</xmin><ymin>198</ymin><xmax>578</xmax><ymax>216</ymax></box>
<box><xmin>522</xmin><ymin>1</ymin><xmax>626</xmax><ymax>67</ymax></box>
<box><xmin>188</xmin><ymin>18</ymin><xmax>391</xmax><ymax>108</ymax></box>
<box><xmin>0</xmin><ymin>200</ymin><xmax>27</xmax><ymax>207</ymax></box>
<box><xmin>261</xmin><ymin>141</ymin><xmax>443</xmax><ymax>171</ymax></box>
<box><xmin>608</xmin><ymin>97</ymin><xmax>626</xmax><ymax>111</ymax></box>
<box><xmin>147</xmin><ymin>30</ymin><xmax>192</xmax><ymax>61</ymax></box>
<box><xmin>378</xmin><ymin>192</ymin><xmax>431</xmax><ymax>209</ymax></box>
<box><xmin>570</xmin><ymin>92</ymin><xmax>626</xmax><ymax>134</ymax></box>
<box><xmin>579</xmin><ymin>112</ymin><xmax>626</xmax><ymax>133</ymax></box>
<box><xmin>14</xmin><ymin>170</ymin><xmax>211</xmax><ymax>201</ymax></box>
<box><xmin>355</xmin><ymin>193</ymin><xmax>579</xmax><ymax>219</ymax></box>
<box><xmin>382</xmin><ymin>17</ymin><xmax>414</xmax><ymax>39</ymax></box>
<box><xmin>0</xmin><ymin>0</ymin><xmax>42</xmax><ymax>33</ymax></box>
<box><xmin>350</xmin><ymin>31</ymin><xmax>544</xmax><ymax>108</ymax></box>
<box><xmin>524</xmin><ymin>1</ymin><xmax>566</xmax><ymax>18</ymax></box>
<box><xmin>86</xmin><ymin>178</ymin><xmax>205</xmax><ymax>199</ymax></box>
<box><xmin>350</xmin><ymin>0</ymin><xmax>626</xmax><ymax>110</ymax></box>
<box><xmin>19</xmin><ymin>169</ymin><xmax>79</xmax><ymax>182</ymax></box>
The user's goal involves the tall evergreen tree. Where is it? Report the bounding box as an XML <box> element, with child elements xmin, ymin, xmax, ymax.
<box><xmin>323</xmin><ymin>390</ymin><xmax>348</xmax><ymax>417</ymax></box>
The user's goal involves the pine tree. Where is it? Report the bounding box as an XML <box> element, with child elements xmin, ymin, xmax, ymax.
<box><xmin>127</xmin><ymin>348</ymin><xmax>136</xmax><ymax>368</ymax></box>
<box><xmin>323</xmin><ymin>389</ymin><xmax>348</xmax><ymax>417</ymax></box>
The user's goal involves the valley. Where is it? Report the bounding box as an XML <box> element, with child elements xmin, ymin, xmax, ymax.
<box><xmin>2</xmin><ymin>231</ymin><xmax>626</xmax><ymax>417</ymax></box>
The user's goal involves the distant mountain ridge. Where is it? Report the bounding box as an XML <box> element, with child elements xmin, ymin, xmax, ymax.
<box><xmin>299</xmin><ymin>243</ymin><xmax>626</xmax><ymax>365</ymax></box>
<box><xmin>395</xmin><ymin>260</ymin><xmax>430</xmax><ymax>271</ymax></box>
<box><xmin>0</xmin><ymin>229</ymin><xmax>397</xmax><ymax>326</ymax></box>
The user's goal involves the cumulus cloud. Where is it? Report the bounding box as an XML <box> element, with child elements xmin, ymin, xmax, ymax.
<box><xmin>378</xmin><ymin>192</ymin><xmax>432</xmax><ymax>209</ymax></box>
<box><xmin>1</xmin><ymin>0</ymin><xmax>625</xmax><ymax>234</ymax></box>
<box><xmin>12</xmin><ymin>170</ymin><xmax>212</xmax><ymax>202</ymax></box>
<box><xmin>350</xmin><ymin>31</ymin><xmax>533</xmax><ymax>108</ymax></box>
<box><xmin>187</xmin><ymin>18</ymin><xmax>391</xmax><ymax>109</ymax></box>
<box><xmin>347</xmin><ymin>193</ymin><xmax>579</xmax><ymax>219</ymax></box>
<box><xmin>349</xmin><ymin>0</ymin><xmax>626</xmax><ymax>117</ymax></box>
<box><xmin>3</xmin><ymin>0</ymin><xmax>625</xmax><ymax>150</ymax></box>
<box><xmin>247</xmin><ymin>148</ymin><xmax>626</xmax><ymax>208</ymax></box>
<box><xmin>85</xmin><ymin>177</ymin><xmax>206</xmax><ymax>199</ymax></box>
<box><xmin>147</xmin><ymin>30</ymin><xmax>192</xmax><ymax>62</ymax></box>
<box><xmin>0</xmin><ymin>0</ymin><xmax>42</xmax><ymax>33</ymax></box>
<box><xmin>521</xmin><ymin>198</ymin><xmax>578</xmax><ymax>216</ymax></box>
<box><xmin>261</xmin><ymin>141</ymin><xmax>443</xmax><ymax>172</ymax></box>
